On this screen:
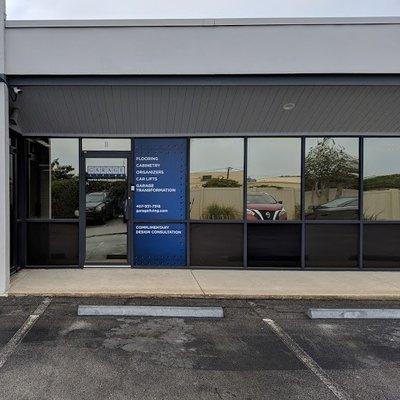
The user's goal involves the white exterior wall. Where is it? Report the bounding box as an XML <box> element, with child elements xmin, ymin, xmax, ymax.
<box><xmin>5</xmin><ymin>17</ymin><xmax>400</xmax><ymax>75</ymax></box>
<box><xmin>1</xmin><ymin>16</ymin><xmax>400</xmax><ymax>291</ymax></box>
<box><xmin>0</xmin><ymin>0</ymin><xmax>8</xmax><ymax>295</ymax></box>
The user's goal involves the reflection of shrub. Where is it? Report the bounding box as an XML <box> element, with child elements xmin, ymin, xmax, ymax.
<box><xmin>364</xmin><ymin>174</ymin><xmax>400</xmax><ymax>190</ymax></box>
<box><xmin>51</xmin><ymin>178</ymin><xmax>127</xmax><ymax>218</ymax></box>
<box><xmin>294</xmin><ymin>203</ymin><xmax>301</xmax><ymax>219</ymax></box>
<box><xmin>250</xmin><ymin>184</ymin><xmax>282</xmax><ymax>189</ymax></box>
<box><xmin>363</xmin><ymin>211</ymin><xmax>382</xmax><ymax>221</ymax></box>
<box><xmin>51</xmin><ymin>177</ymin><xmax>79</xmax><ymax>218</ymax></box>
<box><xmin>202</xmin><ymin>178</ymin><xmax>241</xmax><ymax>188</ymax></box>
<box><xmin>202</xmin><ymin>203</ymin><xmax>239</xmax><ymax>220</ymax></box>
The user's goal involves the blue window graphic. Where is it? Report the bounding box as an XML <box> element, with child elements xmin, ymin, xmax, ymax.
<box><xmin>134</xmin><ymin>139</ymin><xmax>186</xmax><ymax>220</ymax></box>
<box><xmin>134</xmin><ymin>224</ymin><xmax>186</xmax><ymax>266</ymax></box>
<box><xmin>133</xmin><ymin>139</ymin><xmax>187</xmax><ymax>266</ymax></box>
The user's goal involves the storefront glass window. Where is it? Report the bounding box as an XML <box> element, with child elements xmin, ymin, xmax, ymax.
<box><xmin>363</xmin><ymin>225</ymin><xmax>400</xmax><ymax>268</ymax></box>
<box><xmin>190</xmin><ymin>138</ymin><xmax>244</xmax><ymax>220</ymax></box>
<box><xmin>27</xmin><ymin>222</ymin><xmax>79</xmax><ymax>265</ymax></box>
<box><xmin>22</xmin><ymin>135</ymin><xmax>400</xmax><ymax>270</ymax></box>
<box><xmin>305</xmin><ymin>138</ymin><xmax>359</xmax><ymax>220</ymax></box>
<box><xmin>363</xmin><ymin>138</ymin><xmax>400</xmax><ymax>220</ymax></box>
<box><xmin>190</xmin><ymin>223</ymin><xmax>243</xmax><ymax>267</ymax></box>
<box><xmin>306</xmin><ymin>224</ymin><xmax>359</xmax><ymax>268</ymax></box>
<box><xmin>247</xmin><ymin>138</ymin><xmax>301</xmax><ymax>221</ymax></box>
<box><xmin>85</xmin><ymin>157</ymin><xmax>128</xmax><ymax>264</ymax></box>
<box><xmin>28</xmin><ymin>138</ymin><xmax>79</xmax><ymax>219</ymax></box>
<box><xmin>247</xmin><ymin>224</ymin><xmax>301</xmax><ymax>267</ymax></box>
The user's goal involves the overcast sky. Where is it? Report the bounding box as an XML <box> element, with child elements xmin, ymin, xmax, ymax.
<box><xmin>6</xmin><ymin>0</ymin><xmax>400</xmax><ymax>20</ymax></box>
<box><xmin>190</xmin><ymin>139</ymin><xmax>243</xmax><ymax>173</ymax></box>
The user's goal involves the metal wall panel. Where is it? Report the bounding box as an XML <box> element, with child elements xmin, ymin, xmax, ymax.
<box><xmin>5</xmin><ymin>18</ymin><xmax>400</xmax><ymax>75</ymax></box>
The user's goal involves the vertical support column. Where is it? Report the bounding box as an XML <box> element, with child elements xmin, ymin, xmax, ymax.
<box><xmin>0</xmin><ymin>0</ymin><xmax>9</xmax><ymax>295</ymax></box>
<box><xmin>0</xmin><ymin>84</ymin><xmax>9</xmax><ymax>294</ymax></box>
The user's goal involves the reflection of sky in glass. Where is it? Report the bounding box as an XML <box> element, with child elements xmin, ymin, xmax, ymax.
<box><xmin>51</xmin><ymin>139</ymin><xmax>131</xmax><ymax>175</ymax></box>
<box><xmin>306</xmin><ymin>137</ymin><xmax>359</xmax><ymax>158</ymax></box>
<box><xmin>364</xmin><ymin>138</ymin><xmax>400</xmax><ymax>178</ymax></box>
<box><xmin>51</xmin><ymin>137</ymin><xmax>398</xmax><ymax>180</ymax></box>
<box><xmin>247</xmin><ymin>138</ymin><xmax>300</xmax><ymax>178</ymax></box>
<box><xmin>51</xmin><ymin>139</ymin><xmax>79</xmax><ymax>173</ymax></box>
<box><xmin>190</xmin><ymin>138</ymin><xmax>243</xmax><ymax>172</ymax></box>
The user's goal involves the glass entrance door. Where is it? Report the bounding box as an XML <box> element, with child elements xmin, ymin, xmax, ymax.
<box><xmin>84</xmin><ymin>156</ymin><xmax>130</xmax><ymax>265</ymax></box>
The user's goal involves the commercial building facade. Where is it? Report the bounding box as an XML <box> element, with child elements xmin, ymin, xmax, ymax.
<box><xmin>1</xmin><ymin>9</ymin><xmax>400</xmax><ymax>293</ymax></box>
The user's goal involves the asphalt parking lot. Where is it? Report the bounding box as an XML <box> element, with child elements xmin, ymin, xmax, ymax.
<box><xmin>0</xmin><ymin>297</ymin><xmax>400</xmax><ymax>400</ymax></box>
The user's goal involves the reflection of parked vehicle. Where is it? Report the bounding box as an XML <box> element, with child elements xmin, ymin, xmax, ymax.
<box><xmin>247</xmin><ymin>193</ymin><xmax>287</xmax><ymax>221</ymax></box>
<box><xmin>306</xmin><ymin>196</ymin><xmax>358</xmax><ymax>220</ymax></box>
<box><xmin>85</xmin><ymin>191</ymin><xmax>116</xmax><ymax>224</ymax></box>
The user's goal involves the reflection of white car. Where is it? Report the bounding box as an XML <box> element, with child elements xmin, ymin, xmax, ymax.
<box><xmin>306</xmin><ymin>197</ymin><xmax>358</xmax><ymax>220</ymax></box>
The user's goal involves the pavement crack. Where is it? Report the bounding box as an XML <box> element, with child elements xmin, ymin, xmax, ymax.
<box><xmin>190</xmin><ymin>270</ymin><xmax>206</xmax><ymax>297</ymax></box>
<box><xmin>214</xmin><ymin>388</ymin><xmax>223</xmax><ymax>399</ymax></box>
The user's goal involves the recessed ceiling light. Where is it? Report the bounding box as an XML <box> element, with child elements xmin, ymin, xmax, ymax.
<box><xmin>283</xmin><ymin>102</ymin><xmax>295</xmax><ymax>111</ymax></box>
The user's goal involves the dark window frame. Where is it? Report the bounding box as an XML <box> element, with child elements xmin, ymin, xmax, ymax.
<box><xmin>23</xmin><ymin>137</ymin><xmax>80</xmax><ymax>268</ymax></box>
<box><xmin>18</xmin><ymin>134</ymin><xmax>400</xmax><ymax>271</ymax></box>
<box><xmin>26</xmin><ymin>137</ymin><xmax>80</xmax><ymax>221</ymax></box>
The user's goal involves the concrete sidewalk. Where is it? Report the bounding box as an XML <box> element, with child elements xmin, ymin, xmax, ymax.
<box><xmin>6</xmin><ymin>269</ymin><xmax>400</xmax><ymax>299</ymax></box>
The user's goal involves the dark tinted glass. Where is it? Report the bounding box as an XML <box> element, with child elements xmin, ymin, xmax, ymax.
<box><xmin>305</xmin><ymin>138</ymin><xmax>359</xmax><ymax>220</ymax></box>
<box><xmin>248</xmin><ymin>224</ymin><xmax>301</xmax><ymax>267</ymax></box>
<box><xmin>247</xmin><ymin>138</ymin><xmax>301</xmax><ymax>221</ymax></box>
<box><xmin>190</xmin><ymin>224</ymin><xmax>243</xmax><ymax>267</ymax></box>
<box><xmin>28</xmin><ymin>138</ymin><xmax>79</xmax><ymax>219</ymax></box>
<box><xmin>363</xmin><ymin>138</ymin><xmax>400</xmax><ymax>221</ymax></box>
<box><xmin>190</xmin><ymin>139</ymin><xmax>244</xmax><ymax>220</ymax></box>
<box><xmin>363</xmin><ymin>225</ymin><xmax>400</xmax><ymax>268</ymax></box>
<box><xmin>11</xmin><ymin>222</ymin><xmax>23</xmax><ymax>274</ymax></box>
<box><xmin>306</xmin><ymin>224</ymin><xmax>359</xmax><ymax>268</ymax></box>
<box><xmin>27</xmin><ymin>222</ymin><xmax>79</xmax><ymax>265</ymax></box>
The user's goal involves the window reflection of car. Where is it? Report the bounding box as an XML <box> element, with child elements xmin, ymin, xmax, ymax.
<box><xmin>85</xmin><ymin>191</ymin><xmax>115</xmax><ymax>224</ymax></box>
<box><xmin>306</xmin><ymin>196</ymin><xmax>358</xmax><ymax>220</ymax></box>
<box><xmin>247</xmin><ymin>193</ymin><xmax>287</xmax><ymax>221</ymax></box>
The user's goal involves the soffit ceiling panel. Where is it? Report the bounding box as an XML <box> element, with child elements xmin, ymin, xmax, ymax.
<box><xmin>13</xmin><ymin>85</ymin><xmax>400</xmax><ymax>136</ymax></box>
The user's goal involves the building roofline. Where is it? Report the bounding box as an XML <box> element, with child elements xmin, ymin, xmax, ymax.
<box><xmin>7</xmin><ymin>74</ymin><xmax>400</xmax><ymax>86</ymax></box>
<box><xmin>5</xmin><ymin>16</ymin><xmax>400</xmax><ymax>28</ymax></box>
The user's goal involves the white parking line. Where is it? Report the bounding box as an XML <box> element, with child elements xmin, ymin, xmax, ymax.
<box><xmin>263</xmin><ymin>318</ymin><xmax>351</xmax><ymax>400</ymax></box>
<box><xmin>78</xmin><ymin>305</ymin><xmax>223</xmax><ymax>318</ymax></box>
<box><xmin>0</xmin><ymin>297</ymin><xmax>52</xmax><ymax>369</ymax></box>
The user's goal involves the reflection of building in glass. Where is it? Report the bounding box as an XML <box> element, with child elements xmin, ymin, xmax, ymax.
<box><xmin>363</xmin><ymin>138</ymin><xmax>400</xmax><ymax>220</ymax></box>
<box><xmin>190</xmin><ymin>170</ymin><xmax>244</xmax><ymax>188</ymax></box>
<box><xmin>247</xmin><ymin>176</ymin><xmax>300</xmax><ymax>189</ymax></box>
<box><xmin>190</xmin><ymin>170</ymin><xmax>243</xmax><ymax>220</ymax></box>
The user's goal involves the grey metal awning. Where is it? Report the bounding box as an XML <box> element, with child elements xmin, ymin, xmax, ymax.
<box><xmin>10</xmin><ymin>79</ymin><xmax>400</xmax><ymax>136</ymax></box>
